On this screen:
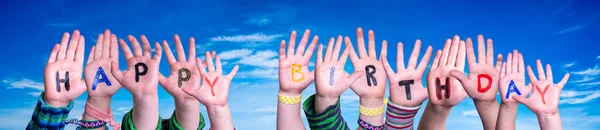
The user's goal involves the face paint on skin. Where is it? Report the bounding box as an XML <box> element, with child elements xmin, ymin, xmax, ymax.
<box><xmin>435</xmin><ymin>77</ymin><xmax>451</xmax><ymax>100</ymax></box>
<box><xmin>178</xmin><ymin>68</ymin><xmax>191</xmax><ymax>88</ymax></box>
<box><xmin>365</xmin><ymin>65</ymin><xmax>377</xmax><ymax>86</ymax></box>
<box><xmin>134</xmin><ymin>63</ymin><xmax>148</xmax><ymax>82</ymax></box>
<box><xmin>205</xmin><ymin>76</ymin><xmax>219</xmax><ymax>96</ymax></box>
<box><xmin>291</xmin><ymin>63</ymin><xmax>305</xmax><ymax>82</ymax></box>
<box><xmin>329</xmin><ymin>67</ymin><xmax>335</xmax><ymax>86</ymax></box>
<box><xmin>477</xmin><ymin>74</ymin><xmax>492</xmax><ymax>93</ymax></box>
<box><xmin>92</xmin><ymin>67</ymin><xmax>112</xmax><ymax>90</ymax></box>
<box><xmin>55</xmin><ymin>71</ymin><xmax>70</xmax><ymax>92</ymax></box>
<box><xmin>399</xmin><ymin>80</ymin><xmax>415</xmax><ymax>100</ymax></box>
<box><xmin>505</xmin><ymin>80</ymin><xmax>522</xmax><ymax>99</ymax></box>
<box><xmin>536</xmin><ymin>85</ymin><xmax>550</xmax><ymax>104</ymax></box>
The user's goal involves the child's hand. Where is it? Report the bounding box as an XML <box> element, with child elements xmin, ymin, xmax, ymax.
<box><xmin>426</xmin><ymin>35</ymin><xmax>468</xmax><ymax>107</ymax></box>
<box><xmin>514</xmin><ymin>60</ymin><xmax>570</xmax><ymax>115</ymax></box>
<box><xmin>110</xmin><ymin>35</ymin><xmax>162</xmax><ymax>97</ymax></box>
<box><xmin>382</xmin><ymin>40</ymin><xmax>432</xmax><ymax>107</ymax></box>
<box><xmin>314</xmin><ymin>36</ymin><xmax>363</xmax><ymax>103</ymax></box>
<box><xmin>278</xmin><ymin>30</ymin><xmax>318</xmax><ymax>96</ymax></box>
<box><xmin>44</xmin><ymin>30</ymin><xmax>87</xmax><ymax>107</ymax></box>
<box><xmin>347</xmin><ymin>28</ymin><xmax>386</xmax><ymax>100</ymax></box>
<box><xmin>499</xmin><ymin>50</ymin><xmax>530</xmax><ymax>104</ymax></box>
<box><xmin>182</xmin><ymin>52</ymin><xmax>239</xmax><ymax>107</ymax></box>
<box><xmin>84</xmin><ymin>30</ymin><xmax>122</xmax><ymax>98</ymax></box>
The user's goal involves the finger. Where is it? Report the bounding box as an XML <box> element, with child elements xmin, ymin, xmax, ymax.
<box><xmin>57</xmin><ymin>32</ymin><xmax>70</xmax><ymax>60</ymax></box>
<box><xmin>174</xmin><ymin>35</ymin><xmax>187</xmax><ymax>62</ymax></box>
<box><xmin>66</xmin><ymin>30</ymin><xmax>80</xmax><ymax>61</ymax></box>
<box><xmin>141</xmin><ymin>35</ymin><xmax>152</xmax><ymax>57</ymax></box>
<box><xmin>295</xmin><ymin>29</ymin><xmax>310</xmax><ymax>56</ymax></box>
<box><xmin>110</xmin><ymin>34</ymin><xmax>119</xmax><ymax>62</ymax></box>
<box><xmin>450</xmin><ymin>70</ymin><xmax>469</xmax><ymax>88</ymax></box>
<box><xmin>407</xmin><ymin>39</ymin><xmax>422</xmax><ymax>70</ymax></box>
<box><xmin>397</xmin><ymin>42</ymin><xmax>405</xmax><ymax>70</ymax></box>
<box><xmin>227</xmin><ymin>65</ymin><xmax>239</xmax><ymax>79</ymax></box>
<box><xmin>536</xmin><ymin>59</ymin><xmax>546</xmax><ymax>80</ymax></box>
<box><xmin>163</xmin><ymin>41</ymin><xmax>177</xmax><ymax>63</ymax></box>
<box><xmin>287</xmin><ymin>31</ymin><xmax>296</xmax><ymax>56</ymax></box>
<box><xmin>368</xmin><ymin>30</ymin><xmax>376</xmax><ymax>58</ymax></box>
<box><xmin>331</xmin><ymin>35</ymin><xmax>343</xmax><ymax>61</ymax></box>
<box><xmin>338</xmin><ymin>43</ymin><xmax>351</xmax><ymax>66</ymax></box>
<box><xmin>119</xmin><ymin>39</ymin><xmax>134</xmax><ymax>59</ymax></box>
<box><xmin>324</xmin><ymin>37</ymin><xmax>334</xmax><ymax>61</ymax></box>
<box><xmin>75</xmin><ymin>36</ymin><xmax>85</xmax><ymax>63</ymax></box>
<box><xmin>206</xmin><ymin>52</ymin><xmax>215</xmax><ymax>72</ymax></box>
<box><xmin>506</xmin><ymin>53</ymin><xmax>513</xmax><ymax>73</ymax></box>
<box><xmin>500</xmin><ymin>62</ymin><xmax>507</xmax><ymax>77</ymax></box>
<box><xmin>87</xmin><ymin>46</ymin><xmax>96</xmax><ymax>64</ymax></box>
<box><xmin>380</xmin><ymin>40</ymin><xmax>388</xmax><ymax>61</ymax></box>
<box><xmin>431</xmin><ymin>50</ymin><xmax>442</xmax><ymax>69</ymax></box>
<box><xmin>486</xmin><ymin>38</ymin><xmax>494</xmax><ymax>64</ymax></box>
<box><xmin>546</xmin><ymin>64</ymin><xmax>553</xmax><ymax>82</ymax></box>
<box><xmin>527</xmin><ymin>65</ymin><xmax>538</xmax><ymax>82</ymax></box>
<box><xmin>153</xmin><ymin>42</ymin><xmax>162</xmax><ymax>61</ymax></box>
<box><xmin>512</xmin><ymin>50</ymin><xmax>519</xmax><ymax>73</ymax></box>
<box><xmin>447</xmin><ymin>35</ymin><xmax>460</xmax><ymax>66</ymax></box>
<box><xmin>465</xmin><ymin>38</ymin><xmax>477</xmax><ymax>65</ymax></box>
<box><xmin>382</xmin><ymin>56</ymin><xmax>396</xmax><ymax>77</ymax></box>
<box><xmin>158</xmin><ymin>73</ymin><xmax>167</xmax><ymax>87</ymax></box>
<box><xmin>95</xmin><ymin>34</ymin><xmax>104</xmax><ymax>59</ymax></box>
<box><xmin>558</xmin><ymin>73</ymin><xmax>570</xmax><ymax>88</ymax></box>
<box><xmin>512</xmin><ymin>96</ymin><xmax>530</xmax><ymax>107</ymax></box>
<box><xmin>196</xmin><ymin>57</ymin><xmax>207</xmax><ymax>75</ymax></box>
<box><xmin>188</xmin><ymin>37</ymin><xmax>197</xmax><ymax>64</ymax></box>
<box><xmin>181</xmin><ymin>86</ymin><xmax>200</xmax><ymax>101</ymax></box>
<box><xmin>456</xmin><ymin>40</ymin><xmax>466</xmax><ymax>68</ymax></box>
<box><xmin>48</xmin><ymin>44</ymin><xmax>60</xmax><ymax>63</ymax></box>
<box><xmin>346</xmin><ymin>37</ymin><xmax>360</xmax><ymax>64</ymax></box>
<box><xmin>417</xmin><ymin>46</ymin><xmax>433</xmax><ymax>72</ymax></box>
<box><xmin>356</xmin><ymin>28</ymin><xmax>368</xmax><ymax>58</ymax></box>
<box><xmin>519</xmin><ymin>54</ymin><xmax>525</xmax><ymax>74</ymax></box>
<box><xmin>303</xmin><ymin>35</ymin><xmax>318</xmax><ymax>59</ymax></box>
<box><xmin>110</xmin><ymin>61</ymin><xmax>123</xmax><ymax>83</ymax></box>
<box><xmin>495</xmin><ymin>54</ymin><xmax>503</xmax><ymax>71</ymax></box>
<box><xmin>316</xmin><ymin>44</ymin><xmax>323</xmax><ymax>65</ymax></box>
<box><xmin>347</xmin><ymin>71</ymin><xmax>365</xmax><ymax>85</ymax></box>
<box><xmin>128</xmin><ymin>35</ymin><xmax>143</xmax><ymax>56</ymax></box>
<box><xmin>102</xmin><ymin>29</ymin><xmax>111</xmax><ymax>58</ymax></box>
<box><xmin>279</xmin><ymin>40</ymin><xmax>287</xmax><ymax>61</ymax></box>
<box><xmin>216</xmin><ymin>56</ymin><xmax>223</xmax><ymax>73</ymax></box>
<box><xmin>439</xmin><ymin>39</ymin><xmax>451</xmax><ymax>66</ymax></box>
<box><xmin>477</xmin><ymin>34</ymin><xmax>485</xmax><ymax>64</ymax></box>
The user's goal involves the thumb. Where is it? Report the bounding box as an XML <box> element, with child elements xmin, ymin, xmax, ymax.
<box><xmin>512</xmin><ymin>96</ymin><xmax>529</xmax><ymax>106</ymax></box>
<box><xmin>158</xmin><ymin>73</ymin><xmax>167</xmax><ymax>89</ymax></box>
<box><xmin>449</xmin><ymin>70</ymin><xmax>469</xmax><ymax>87</ymax></box>
<box><xmin>110</xmin><ymin>61</ymin><xmax>123</xmax><ymax>83</ymax></box>
<box><xmin>181</xmin><ymin>86</ymin><xmax>200</xmax><ymax>100</ymax></box>
<box><xmin>347</xmin><ymin>70</ymin><xmax>365</xmax><ymax>84</ymax></box>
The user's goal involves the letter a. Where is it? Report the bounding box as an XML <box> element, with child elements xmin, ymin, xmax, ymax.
<box><xmin>178</xmin><ymin>68</ymin><xmax>191</xmax><ymax>88</ymax></box>
<box><xmin>135</xmin><ymin>63</ymin><xmax>148</xmax><ymax>82</ymax></box>
<box><xmin>477</xmin><ymin>74</ymin><xmax>492</xmax><ymax>93</ymax></box>
<box><xmin>505</xmin><ymin>80</ymin><xmax>521</xmax><ymax>99</ymax></box>
<box><xmin>435</xmin><ymin>77</ymin><xmax>451</xmax><ymax>100</ymax></box>
<box><xmin>92</xmin><ymin>67</ymin><xmax>112</xmax><ymax>90</ymax></box>
<box><xmin>291</xmin><ymin>63</ymin><xmax>304</xmax><ymax>82</ymax></box>
<box><xmin>399</xmin><ymin>80</ymin><xmax>415</xmax><ymax>100</ymax></box>
<box><xmin>365</xmin><ymin>65</ymin><xmax>377</xmax><ymax>86</ymax></box>
<box><xmin>55</xmin><ymin>72</ymin><xmax>70</xmax><ymax>92</ymax></box>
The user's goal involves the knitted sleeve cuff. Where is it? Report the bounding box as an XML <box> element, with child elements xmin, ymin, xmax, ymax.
<box><xmin>303</xmin><ymin>94</ymin><xmax>350</xmax><ymax>130</ymax></box>
<box><xmin>120</xmin><ymin>109</ymin><xmax>163</xmax><ymax>130</ymax></box>
<box><xmin>27</xmin><ymin>92</ymin><xmax>74</xmax><ymax>130</ymax></box>
<box><xmin>384</xmin><ymin>100</ymin><xmax>421</xmax><ymax>130</ymax></box>
<box><xmin>166</xmin><ymin>110</ymin><xmax>206</xmax><ymax>130</ymax></box>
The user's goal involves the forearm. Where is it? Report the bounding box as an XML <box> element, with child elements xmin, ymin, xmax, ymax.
<box><xmin>27</xmin><ymin>93</ymin><xmax>74</xmax><ymax>129</ymax></box>
<box><xmin>132</xmin><ymin>94</ymin><xmax>159</xmax><ymax>129</ymax></box>
<box><xmin>474</xmin><ymin>100</ymin><xmax>499</xmax><ymax>130</ymax></box>
<box><xmin>418</xmin><ymin>103</ymin><xmax>451</xmax><ymax>130</ymax></box>
<box><xmin>495</xmin><ymin>103</ymin><xmax>518</xmax><ymax>130</ymax></box>
<box><xmin>207</xmin><ymin>104</ymin><xmax>235</xmax><ymax>129</ymax></box>
<box><xmin>359</xmin><ymin>97</ymin><xmax>385</xmax><ymax>127</ymax></box>
<box><xmin>82</xmin><ymin>96</ymin><xmax>112</xmax><ymax>129</ymax></box>
<box><xmin>175</xmin><ymin>98</ymin><xmax>201</xmax><ymax>130</ymax></box>
<box><xmin>277</xmin><ymin>91</ymin><xmax>305</xmax><ymax>130</ymax></box>
<box><xmin>537</xmin><ymin>113</ymin><xmax>562</xmax><ymax>130</ymax></box>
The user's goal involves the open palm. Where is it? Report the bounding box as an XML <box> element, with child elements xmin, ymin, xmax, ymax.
<box><xmin>426</xmin><ymin>35</ymin><xmax>467</xmax><ymax>107</ymax></box>
<box><xmin>314</xmin><ymin>36</ymin><xmax>363</xmax><ymax>98</ymax></box>
<box><xmin>278</xmin><ymin>30</ymin><xmax>318</xmax><ymax>95</ymax></box>
<box><xmin>450</xmin><ymin>35</ymin><xmax>502</xmax><ymax>102</ymax></box>
<box><xmin>499</xmin><ymin>50</ymin><xmax>529</xmax><ymax>103</ymax></box>
<box><xmin>514</xmin><ymin>60</ymin><xmax>569</xmax><ymax>115</ymax></box>
<box><xmin>44</xmin><ymin>30</ymin><xmax>87</xmax><ymax>106</ymax></box>
<box><xmin>182</xmin><ymin>52</ymin><xmax>239</xmax><ymax>107</ymax></box>
<box><xmin>84</xmin><ymin>30</ymin><xmax>122</xmax><ymax>98</ymax></box>
<box><xmin>110</xmin><ymin>35</ymin><xmax>162</xmax><ymax>96</ymax></box>
<box><xmin>347</xmin><ymin>28</ymin><xmax>386</xmax><ymax>99</ymax></box>
<box><xmin>382</xmin><ymin>40</ymin><xmax>432</xmax><ymax>107</ymax></box>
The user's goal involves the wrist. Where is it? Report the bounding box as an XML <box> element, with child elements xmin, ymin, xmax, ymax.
<box><xmin>175</xmin><ymin>98</ymin><xmax>200</xmax><ymax>112</ymax></box>
<box><xmin>278</xmin><ymin>90</ymin><xmax>302</xmax><ymax>97</ymax></box>
<box><xmin>474</xmin><ymin>100</ymin><xmax>498</xmax><ymax>108</ymax></box>
<box><xmin>44</xmin><ymin>94</ymin><xmax>70</xmax><ymax>107</ymax></box>
<box><xmin>360</xmin><ymin>97</ymin><xmax>384</xmax><ymax>108</ymax></box>
<box><xmin>86</xmin><ymin>96</ymin><xmax>112</xmax><ymax>112</ymax></box>
<box><xmin>537</xmin><ymin>112</ymin><xmax>562</xmax><ymax>129</ymax></box>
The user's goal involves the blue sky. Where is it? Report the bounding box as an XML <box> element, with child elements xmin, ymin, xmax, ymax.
<box><xmin>0</xmin><ymin>0</ymin><xmax>599</xmax><ymax>129</ymax></box>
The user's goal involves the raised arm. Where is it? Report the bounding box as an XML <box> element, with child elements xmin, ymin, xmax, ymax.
<box><xmin>110</xmin><ymin>35</ymin><xmax>162</xmax><ymax>130</ymax></box>
<box><xmin>182</xmin><ymin>51</ymin><xmax>239</xmax><ymax>129</ymax></box>
<box><xmin>82</xmin><ymin>29</ymin><xmax>122</xmax><ymax>129</ymax></box>
<box><xmin>513</xmin><ymin>60</ymin><xmax>569</xmax><ymax>130</ymax></box>
<box><xmin>381</xmin><ymin>39</ymin><xmax>432</xmax><ymax>129</ymax></box>
<box><xmin>449</xmin><ymin>35</ymin><xmax>502</xmax><ymax>130</ymax></box>
<box><xmin>276</xmin><ymin>30</ymin><xmax>317</xmax><ymax>130</ymax></box>
<box><xmin>419</xmin><ymin>35</ymin><xmax>468</xmax><ymax>130</ymax></box>
<box><xmin>28</xmin><ymin>30</ymin><xmax>87</xmax><ymax>129</ymax></box>
<box><xmin>496</xmin><ymin>50</ymin><xmax>528</xmax><ymax>130</ymax></box>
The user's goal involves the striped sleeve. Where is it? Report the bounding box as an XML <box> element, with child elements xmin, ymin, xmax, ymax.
<box><xmin>303</xmin><ymin>94</ymin><xmax>350</xmax><ymax>130</ymax></box>
<box><xmin>27</xmin><ymin>92</ymin><xmax>73</xmax><ymax>130</ymax></box>
<box><xmin>384</xmin><ymin>100</ymin><xmax>421</xmax><ymax>130</ymax></box>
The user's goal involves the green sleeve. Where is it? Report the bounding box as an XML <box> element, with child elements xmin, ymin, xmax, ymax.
<box><xmin>26</xmin><ymin>92</ymin><xmax>74</xmax><ymax>130</ymax></box>
<box><xmin>120</xmin><ymin>109</ymin><xmax>163</xmax><ymax>130</ymax></box>
<box><xmin>303</xmin><ymin>94</ymin><xmax>350</xmax><ymax>130</ymax></box>
<box><xmin>163</xmin><ymin>110</ymin><xmax>206</xmax><ymax>130</ymax></box>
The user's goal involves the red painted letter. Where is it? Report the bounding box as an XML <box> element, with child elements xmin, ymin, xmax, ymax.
<box><xmin>536</xmin><ymin>85</ymin><xmax>550</xmax><ymax>104</ymax></box>
<box><xmin>477</xmin><ymin>74</ymin><xmax>492</xmax><ymax>93</ymax></box>
<box><xmin>205</xmin><ymin>76</ymin><xmax>219</xmax><ymax>96</ymax></box>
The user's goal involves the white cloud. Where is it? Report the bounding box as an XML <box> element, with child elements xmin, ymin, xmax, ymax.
<box><xmin>462</xmin><ymin>109</ymin><xmax>479</xmax><ymax>117</ymax></box>
<box><xmin>561</xmin><ymin>90</ymin><xmax>600</xmax><ymax>104</ymax></box>
<box><xmin>578</xmin><ymin>81</ymin><xmax>600</xmax><ymax>87</ymax></box>
<box><xmin>597</xmin><ymin>55</ymin><xmax>600</xmax><ymax>60</ymax></box>
<box><xmin>564</xmin><ymin>62</ymin><xmax>576</xmax><ymax>68</ymax></box>
<box><xmin>309</xmin><ymin>61</ymin><xmax>315</xmax><ymax>67</ymax></box>
<box><xmin>196</xmin><ymin>42</ymin><xmax>214</xmax><ymax>53</ymax></box>
<box><xmin>340</xmin><ymin>94</ymin><xmax>359</xmax><ymax>104</ymax></box>
<box><xmin>28</xmin><ymin>92</ymin><xmax>41</xmax><ymax>96</ymax></box>
<box><xmin>561</xmin><ymin>90</ymin><xmax>598</xmax><ymax>98</ymax></box>
<box><xmin>250</xmin><ymin>106</ymin><xmax>277</xmax><ymax>113</ymax></box>
<box><xmin>237</xmin><ymin>68</ymin><xmax>278</xmax><ymax>79</ymax></box>
<box><xmin>209</xmin><ymin>33</ymin><xmax>284</xmax><ymax>43</ymax></box>
<box><xmin>2</xmin><ymin>79</ymin><xmax>44</xmax><ymax>91</ymax></box>
<box><xmin>552</xmin><ymin>24</ymin><xmax>588</xmax><ymax>35</ymax></box>
<box><xmin>573</xmin><ymin>76</ymin><xmax>597</xmax><ymax>83</ymax></box>
<box><xmin>246</xmin><ymin>16</ymin><xmax>271</xmax><ymax>26</ymax></box>
<box><xmin>219</xmin><ymin>49</ymin><xmax>254</xmax><ymax>60</ymax></box>
<box><xmin>572</xmin><ymin>65</ymin><xmax>600</xmax><ymax>76</ymax></box>
<box><xmin>237</xmin><ymin>50</ymin><xmax>278</xmax><ymax>68</ymax></box>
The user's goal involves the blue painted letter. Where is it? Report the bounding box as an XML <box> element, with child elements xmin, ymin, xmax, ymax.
<box><xmin>505</xmin><ymin>80</ymin><xmax>521</xmax><ymax>99</ymax></box>
<box><xmin>92</xmin><ymin>67</ymin><xmax>112</xmax><ymax>90</ymax></box>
